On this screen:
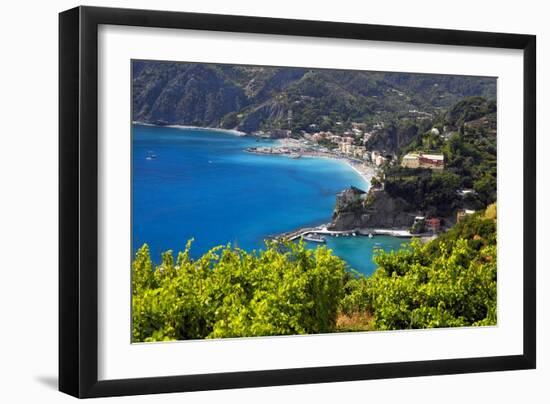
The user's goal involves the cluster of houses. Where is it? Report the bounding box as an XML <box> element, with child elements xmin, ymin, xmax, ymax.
<box><xmin>302</xmin><ymin>122</ymin><xmax>391</xmax><ymax>165</ymax></box>
<box><xmin>305</xmin><ymin>131</ymin><xmax>353</xmax><ymax>144</ymax></box>
<box><xmin>301</xmin><ymin>121</ymin><xmax>449</xmax><ymax>173</ymax></box>
<box><xmin>336</xmin><ymin>140</ymin><xmax>388</xmax><ymax>167</ymax></box>
<box><xmin>339</xmin><ymin>143</ymin><xmax>368</xmax><ymax>159</ymax></box>
<box><xmin>304</xmin><ymin>121</ymin><xmax>382</xmax><ymax>144</ymax></box>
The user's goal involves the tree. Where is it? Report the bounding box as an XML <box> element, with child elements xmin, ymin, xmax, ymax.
<box><xmin>474</xmin><ymin>174</ymin><xmax>497</xmax><ymax>205</ymax></box>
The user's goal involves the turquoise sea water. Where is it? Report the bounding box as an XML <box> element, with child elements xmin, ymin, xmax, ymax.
<box><xmin>132</xmin><ymin>124</ymin><xmax>407</xmax><ymax>276</ymax></box>
<box><xmin>306</xmin><ymin>235</ymin><xmax>408</xmax><ymax>276</ymax></box>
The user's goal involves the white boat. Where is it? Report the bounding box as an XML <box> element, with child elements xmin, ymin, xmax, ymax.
<box><xmin>145</xmin><ymin>151</ymin><xmax>157</xmax><ymax>160</ymax></box>
<box><xmin>368</xmin><ymin>233</ymin><xmax>373</xmax><ymax>238</ymax></box>
<box><xmin>302</xmin><ymin>234</ymin><xmax>326</xmax><ymax>243</ymax></box>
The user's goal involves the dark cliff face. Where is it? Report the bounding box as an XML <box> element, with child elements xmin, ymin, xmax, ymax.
<box><xmin>330</xmin><ymin>188</ymin><xmax>416</xmax><ymax>231</ymax></box>
<box><xmin>365</xmin><ymin>122</ymin><xmax>424</xmax><ymax>154</ymax></box>
<box><xmin>133</xmin><ymin>63</ymin><xmax>249</xmax><ymax>127</ymax></box>
<box><xmin>132</xmin><ymin>60</ymin><xmax>496</xmax><ymax>134</ymax></box>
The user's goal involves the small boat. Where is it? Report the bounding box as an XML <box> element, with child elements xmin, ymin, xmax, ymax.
<box><xmin>368</xmin><ymin>233</ymin><xmax>373</xmax><ymax>238</ymax></box>
<box><xmin>290</xmin><ymin>152</ymin><xmax>301</xmax><ymax>159</ymax></box>
<box><xmin>145</xmin><ymin>151</ymin><xmax>157</xmax><ymax>160</ymax></box>
<box><xmin>303</xmin><ymin>234</ymin><xmax>326</xmax><ymax>244</ymax></box>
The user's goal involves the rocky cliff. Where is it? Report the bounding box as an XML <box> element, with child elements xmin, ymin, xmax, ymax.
<box><xmin>329</xmin><ymin>187</ymin><xmax>417</xmax><ymax>231</ymax></box>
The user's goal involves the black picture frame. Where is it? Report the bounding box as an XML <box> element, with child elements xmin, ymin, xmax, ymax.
<box><xmin>59</xmin><ymin>5</ymin><xmax>536</xmax><ymax>398</ymax></box>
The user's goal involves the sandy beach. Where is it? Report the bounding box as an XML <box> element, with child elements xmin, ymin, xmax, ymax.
<box><xmin>268</xmin><ymin>138</ymin><xmax>376</xmax><ymax>187</ymax></box>
<box><xmin>345</xmin><ymin>160</ymin><xmax>376</xmax><ymax>188</ymax></box>
<box><xmin>132</xmin><ymin>121</ymin><xmax>247</xmax><ymax>136</ymax></box>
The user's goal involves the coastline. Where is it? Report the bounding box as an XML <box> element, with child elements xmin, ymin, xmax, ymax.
<box><xmin>133</xmin><ymin>123</ymin><xmax>402</xmax><ymax>275</ymax></box>
<box><xmin>305</xmin><ymin>155</ymin><xmax>373</xmax><ymax>189</ymax></box>
<box><xmin>133</xmin><ymin>122</ymin><xmax>373</xmax><ymax>187</ymax></box>
<box><xmin>253</xmin><ymin>137</ymin><xmax>375</xmax><ymax>189</ymax></box>
<box><xmin>132</xmin><ymin>123</ymin><xmax>373</xmax><ymax>188</ymax></box>
<box><xmin>340</xmin><ymin>159</ymin><xmax>374</xmax><ymax>190</ymax></box>
<box><xmin>132</xmin><ymin>121</ymin><xmax>247</xmax><ymax>137</ymax></box>
<box><xmin>276</xmin><ymin>223</ymin><xmax>415</xmax><ymax>242</ymax></box>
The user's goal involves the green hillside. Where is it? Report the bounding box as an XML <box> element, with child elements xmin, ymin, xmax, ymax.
<box><xmin>132</xmin><ymin>60</ymin><xmax>496</xmax><ymax>136</ymax></box>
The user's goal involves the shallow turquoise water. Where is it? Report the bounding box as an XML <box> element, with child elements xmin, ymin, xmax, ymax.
<box><xmin>307</xmin><ymin>235</ymin><xmax>409</xmax><ymax>276</ymax></box>
<box><xmin>132</xmin><ymin>124</ymin><xmax>406</xmax><ymax>276</ymax></box>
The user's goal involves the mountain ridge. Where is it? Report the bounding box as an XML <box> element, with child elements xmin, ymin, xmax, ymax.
<box><xmin>132</xmin><ymin>60</ymin><xmax>496</xmax><ymax>135</ymax></box>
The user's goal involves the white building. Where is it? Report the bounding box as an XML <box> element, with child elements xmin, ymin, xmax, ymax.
<box><xmin>375</xmin><ymin>155</ymin><xmax>386</xmax><ymax>167</ymax></box>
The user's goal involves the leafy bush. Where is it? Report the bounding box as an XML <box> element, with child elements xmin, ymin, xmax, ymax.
<box><xmin>133</xmin><ymin>211</ymin><xmax>497</xmax><ymax>341</ymax></box>
<box><xmin>132</xmin><ymin>240</ymin><xmax>347</xmax><ymax>342</ymax></box>
<box><xmin>342</xmin><ymin>212</ymin><xmax>497</xmax><ymax>330</ymax></box>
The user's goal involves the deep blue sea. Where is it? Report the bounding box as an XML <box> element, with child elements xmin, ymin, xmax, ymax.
<box><xmin>132</xmin><ymin>124</ymin><xmax>407</xmax><ymax>276</ymax></box>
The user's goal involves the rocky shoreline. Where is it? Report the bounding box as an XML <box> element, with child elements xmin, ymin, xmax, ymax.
<box><xmin>330</xmin><ymin>187</ymin><xmax>417</xmax><ymax>231</ymax></box>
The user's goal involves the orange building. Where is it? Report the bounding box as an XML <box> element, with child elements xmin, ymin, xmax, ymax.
<box><xmin>426</xmin><ymin>218</ymin><xmax>441</xmax><ymax>233</ymax></box>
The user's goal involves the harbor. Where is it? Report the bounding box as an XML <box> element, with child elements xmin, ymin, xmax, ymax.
<box><xmin>275</xmin><ymin>224</ymin><xmax>417</xmax><ymax>243</ymax></box>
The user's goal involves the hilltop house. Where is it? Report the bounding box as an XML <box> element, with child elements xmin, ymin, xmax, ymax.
<box><xmin>456</xmin><ymin>209</ymin><xmax>475</xmax><ymax>223</ymax></box>
<box><xmin>401</xmin><ymin>152</ymin><xmax>444</xmax><ymax>170</ymax></box>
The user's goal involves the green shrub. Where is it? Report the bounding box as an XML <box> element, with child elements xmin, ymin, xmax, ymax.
<box><xmin>133</xmin><ymin>212</ymin><xmax>497</xmax><ymax>340</ymax></box>
<box><xmin>342</xmin><ymin>213</ymin><xmax>497</xmax><ymax>330</ymax></box>
<box><xmin>132</xmin><ymin>240</ymin><xmax>347</xmax><ymax>342</ymax></box>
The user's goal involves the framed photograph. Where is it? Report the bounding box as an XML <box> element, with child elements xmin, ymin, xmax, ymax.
<box><xmin>59</xmin><ymin>6</ymin><xmax>536</xmax><ymax>398</ymax></box>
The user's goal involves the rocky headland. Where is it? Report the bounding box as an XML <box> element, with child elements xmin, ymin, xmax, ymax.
<box><xmin>329</xmin><ymin>186</ymin><xmax>418</xmax><ymax>231</ymax></box>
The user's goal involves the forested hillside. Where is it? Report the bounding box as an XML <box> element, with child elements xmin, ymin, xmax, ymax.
<box><xmin>132</xmin><ymin>60</ymin><xmax>496</xmax><ymax>135</ymax></box>
<box><xmin>385</xmin><ymin>96</ymin><xmax>497</xmax><ymax>213</ymax></box>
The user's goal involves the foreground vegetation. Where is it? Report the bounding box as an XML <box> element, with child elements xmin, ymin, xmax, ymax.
<box><xmin>132</xmin><ymin>240</ymin><xmax>347</xmax><ymax>341</ymax></box>
<box><xmin>342</xmin><ymin>206</ymin><xmax>496</xmax><ymax>330</ymax></box>
<box><xmin>132</xmin><ymin>207</ymin><xmax>497</xmax><ymax>342</ymax></box>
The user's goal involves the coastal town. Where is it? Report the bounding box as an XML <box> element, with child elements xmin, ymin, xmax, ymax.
<box><xmin>248</xmin><ymin>121</ymin><xmax>390</xmax><ymax>164</ymax></box>
<box><xmin>245</xmin><ymin>119</ymin><xmax>483</xmax><ymax>245</ymax></box>
<box><xmin>246</xmin><ymin>118</ymin><xmax>446</xmax><ymax>171</ymax></box>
